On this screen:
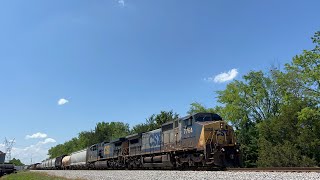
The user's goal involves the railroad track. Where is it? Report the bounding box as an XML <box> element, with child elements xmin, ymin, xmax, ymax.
<box><xmin>227</xmin><ymin>167</ymin><xmax>320</xmax><ymax>172</ymax></box>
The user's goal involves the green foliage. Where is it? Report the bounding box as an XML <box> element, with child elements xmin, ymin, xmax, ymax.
<box><xmin>2</xmin><ymin>171</ymin><xmax>73</xmax><ymax>180</ymax></box>
<box><xmin>215</xmin><ymin>69</ymin><xmax>282</xmax><ymax>167</ymax></box>
<box><xmin>48</xmin><ymin>122</ymin><xmax>130</xmax><ymax>158</ymax></box>
<box><xmin>285</xmin><ymin>31</ymin><xmax>320</xmax><ymax>99</ymax></box>
<box><xmin>131</xmin><ymin>110</ymin><xmax>179</xmax><ymax>134</ymax></box>
<box><xmin>8</xmin><ymin>158</ymin><xmax>24</xmax><ymax>166</ymax></box>
<box><xmin>187</xmin><ymin>102</ymin><xmax>218</xmax><ymax>114</ymax></box>
<box><xmin>94</xmin><ymin>122</ymin><xmax>130</xmax><ymax>142</ymax></box>
<box><xmin>191</xmin><ymin>31</ymin><xmax>319</xmax><ymax>167</ymax></box>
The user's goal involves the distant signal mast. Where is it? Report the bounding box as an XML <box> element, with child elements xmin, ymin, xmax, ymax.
<box><xmin>4</xmin><ymin>138</ymin><xmax>15</xmax><ymax>162</ymax></box>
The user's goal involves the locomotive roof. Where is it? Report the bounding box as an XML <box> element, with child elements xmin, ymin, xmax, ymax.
<box><xmin>162</xmin><ymin>120</ymin><xmax>175</xmax><ymax>126</ymax></box>
<box><xmin>161</xmin><ymin>113</ymin><xmax>222</xmax><ymax>126</ymax></box>
<box><xmin>126</xmin><ymin>133</ymin><xmax>142</xmax><ymax>139</ymax></box>
<box><xmin>180</xmin><ymin>112</ymin><xmax>207</xmax><ymax>120</ymax></box>
<box><xmin>110</xmin><ymin>137</ymin><xmax>126</xmax><ymax>143</ymax></box>
<box><xmin>180</xmin><ymin>113</ymin><xmax>223</xmax><ymax>121</ymax></box>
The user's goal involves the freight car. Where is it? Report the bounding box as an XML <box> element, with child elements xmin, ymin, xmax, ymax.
<box><xmin>38</xmin><ymin>155</ymin><xmax>66</xmax><ymax>170</ymax></box>
<box><xmin>36</xmin><ymin>113</ymin><xmax>240</xmax><ymax>170</ymax></box>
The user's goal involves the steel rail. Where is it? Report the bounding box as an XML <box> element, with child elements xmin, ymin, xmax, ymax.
<box><xmin>227</xmin><ymin>167</ymin><xmax>320</xmax><ymax>172</ymax></box>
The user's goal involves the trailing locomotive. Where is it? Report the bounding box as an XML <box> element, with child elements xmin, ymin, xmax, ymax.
<box><xmin>36</xmin><ymin>113</ymin><xmax>240</xmax><ymax>170</ymax></box>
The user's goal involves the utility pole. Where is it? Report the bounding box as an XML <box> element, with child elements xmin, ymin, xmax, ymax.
<box><xmin>4</xmin><ymin>138</ymin><xmax>15</xmax><ymax>162</ymax></box>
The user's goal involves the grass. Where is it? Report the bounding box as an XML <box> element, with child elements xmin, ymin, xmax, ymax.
<box><xmin>0</xmin><ymin>171</ymin><xmax>78</xmax><ymax>180</ymax></box>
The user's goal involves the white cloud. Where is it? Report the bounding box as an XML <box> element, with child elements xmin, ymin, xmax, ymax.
<box><xmin>205</xmin><ymin>68</ymin><xmax>239</xmax><ymax>83</ymax></box>
<box><xmin>40</xmin><ymin>138</ymin><xmax>56</xmax><ymax>144</ymax></box>
<box><xmin>0</xmin><ymin>138</ymin><xmax>57</xmax><ymax>164</ymax></box>
<box><xmin>25</xmin><ymin>132</ymin><xmax>47</xmax><ymax>139</ymax></box>
<box><xmin>118</xmin><ymin>0</ymin><xmax>125</xmax><ymax>7</ymax></box>
<box><xmin>58</xmin><ymin>98</ymin><xmax>69</xmax><ymax>105</ymax></box>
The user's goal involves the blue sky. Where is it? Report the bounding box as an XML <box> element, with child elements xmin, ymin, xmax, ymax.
<box><xmin>0</xmin><ymin>0</ymin><xmax>319</xmax><ymax>164</ymax></box>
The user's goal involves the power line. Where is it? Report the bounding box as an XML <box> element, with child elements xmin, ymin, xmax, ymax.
<box><xmin>4</xmin><ymin>137</ymin><xmax>15</xmax><ymax>162</ymax></box>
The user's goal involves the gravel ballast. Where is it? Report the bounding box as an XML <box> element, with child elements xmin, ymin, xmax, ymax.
<box><xmin>32</xmin><ymin>170</ymin><xmax>320</xmax><ymax>180</ymax></box>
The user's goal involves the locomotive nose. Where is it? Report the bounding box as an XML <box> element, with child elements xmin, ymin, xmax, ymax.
<box><xmin>202</xmin><ymin>122</ymin><xmax>231</xmax><ymax>146</ymax></box>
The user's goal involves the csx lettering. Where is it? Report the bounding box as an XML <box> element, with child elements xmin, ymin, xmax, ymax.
<box><xmin>149</xmin><ymin>133</ymin><xmax>161</xmax><ymax>147</ymax></box>
<box><xmin>104</xmin><ymin>145</ymin><xmax>110</xmax><ymax>155</ymax></box>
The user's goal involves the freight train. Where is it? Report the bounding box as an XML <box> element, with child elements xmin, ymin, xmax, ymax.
<box><xmin>35</xmin><ymin>113</ymin><xmax>241</xmax><ymax>170</ymax></box>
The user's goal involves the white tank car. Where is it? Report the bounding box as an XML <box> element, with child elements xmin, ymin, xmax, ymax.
<box><xmin>42</xmin><ymin>160</ymin><xmax>48</xmax><ymax>169</ymax></box>
<box><xmin>70</xmin><ymin>149</ymin><xmax>88</xmax><ymax>169</ymax></box>
<box><xmin>62</xmin><ymin>156</ymin><xmax>71</xmax><ymax>169</ymax></box>
<box><xmin>49</xmin><ymin>158</ymin><xmax>56</xmax><ymax>169</ymax></box>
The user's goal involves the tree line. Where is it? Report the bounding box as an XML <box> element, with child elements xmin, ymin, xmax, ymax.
<box><xmin>8</xmin><ymin>158</ymin><xmax>24</xmax><ymax>166</ymax></box>
<box><xmin>48</xmin><ymin>31</ymin><xmax>319</xmax><ymax>167</ymax></box>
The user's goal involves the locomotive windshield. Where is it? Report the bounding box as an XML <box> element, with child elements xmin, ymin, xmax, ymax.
<box><xmin>194</xmin><ymin>113</ymin><xmax>222</xmax><ymax>122</ymax></box>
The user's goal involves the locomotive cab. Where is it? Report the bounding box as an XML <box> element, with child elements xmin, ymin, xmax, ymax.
<box><xmin>197</xmin><ymin>113</ymin><xmax>240</xmax><ymax>167</ymax></box>
<box><xmin>179</xmin><ymin>113</ymin><xmax>240</xmax><ymax>168</ymax></box>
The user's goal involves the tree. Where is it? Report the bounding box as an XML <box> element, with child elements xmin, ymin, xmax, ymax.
<box><xmin>187</xmin><ymin>102</ymin><xmax>220</xmax><ymax>115</ymax></box>
<box><xmin>49</xmin><ymin>121</ymin><xmax>130</xmax><ymax>158</ymax></box>
<box><xmin>285</xmin><ymin>31</ymin><xmax>320</xmax><ymax>99</ymax></box>
<box><xmin>9</xmin><ymin>158</ymin><xmax>24</xmax><ymax>166</ymax></box>
<box><xmin>131</xmin><ymin>110</ymin><xmax>179</xmax><ymax>134</ymax></box>
<box><xmin>215</xmin><ymin>70</ymin><xmax>282</xmax><ymax>167</ymax></box>
<box><xmin>154</xmin><ymin>111</ymin><xmax>179</xmax><ymax>126</ymax></box>
<box><xmin>131</xmin><ymin>123</ymin><xmax>150</xmax><ymax>134</ymax></box>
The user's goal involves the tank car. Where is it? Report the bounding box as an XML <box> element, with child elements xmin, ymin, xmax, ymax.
<box><xmin>70</xmin><ymin>149</ymin><xmax>88</xmax><ymax>169</ymax></box>
<box><xmin>62</xmin><ymin>155</ymin><xmax>71</xmax><ymax>169</ymax></box>
<box><xmin>55</xmin><ymin>155</ymin><xmax>66</xmax><ymax>170</ymax></box>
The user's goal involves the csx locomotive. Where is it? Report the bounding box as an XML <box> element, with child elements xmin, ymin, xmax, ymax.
<box><xmin>36</xmin><ymin>113</ymin><xmax>240</xmax><ymax>170</ymax></box>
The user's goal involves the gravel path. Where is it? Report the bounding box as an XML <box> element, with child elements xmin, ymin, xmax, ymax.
<box><xmin>32</xmin><ymin>170</ymin><xmax>320</xmax><ymax>180</ymax></box>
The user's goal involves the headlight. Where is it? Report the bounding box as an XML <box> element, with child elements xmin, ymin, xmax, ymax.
<box><xmin>221</xmin><ymin>148</ymin><xmax>225</xmax><ymax>152</ymax></box>
<box><xmin>236</xmin><ymin>149</ymin><xmax>239</xmax><ymax>152</ymax></box>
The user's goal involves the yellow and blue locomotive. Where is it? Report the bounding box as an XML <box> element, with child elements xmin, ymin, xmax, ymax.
<box><xmin>38</xmin><ymin>113</ymin><xmax>240</xmax><ymax>170</ymax></box>
<box><xmin>85</xmin><ymin>113</ymin><xmax>240</xmax><ymax>169</ymax></box>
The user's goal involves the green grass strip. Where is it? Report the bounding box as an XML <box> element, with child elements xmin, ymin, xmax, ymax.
<box><xmin>1</xmin><ymin>171</ymin><xmax>79</xmax><ymax>180</ymax></box>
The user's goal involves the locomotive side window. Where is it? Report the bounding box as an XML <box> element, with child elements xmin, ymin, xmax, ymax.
<box><xmin>91</xmin><ymin>145</ymin><xmax>97</xmax><ymax>151</ymax></box>
<box><xmin>130</xmin><ymin>139</ymin><xmax>139</xmax><ymax>144</ymax></box>
<box><xmin>184</xmin><ymin>117</ymin><xmax>192</xmax><ymax>127</ymax></box>
<box><xmin>195</xmin><ymin>114</ymin><xmax>212</xmax><ymax>122</ymax></box>
<box><xmin>162</xmin><ymin>123</ymin><xmax>173</xmax><ymax>131</ymax></box>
